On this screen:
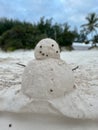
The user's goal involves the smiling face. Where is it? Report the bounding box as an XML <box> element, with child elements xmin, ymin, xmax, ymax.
<box><xmin>34</xmin><ymin>38</ymin><xmax>60</xmax><ymax>60</ymax></box>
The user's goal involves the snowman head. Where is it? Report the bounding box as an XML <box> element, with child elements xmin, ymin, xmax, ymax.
<box><xmin>34</xmin><ymin>38</ymin><xmax>60</xmax><ymax>60</ymax></box>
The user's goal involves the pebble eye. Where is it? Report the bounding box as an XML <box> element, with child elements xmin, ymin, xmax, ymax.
<box><xmin>52</xmin><ymin>44</ymin><xmax>54</xmax><ymax>47</ymax></box>
<box><xmin>46</xmin><ymin>54</ymin><xmax>48</xmax><ymax>57</ymax></box>
<box><xmin>40</xmin><ymin>46</ymin><xmax>42</xmax><ymax>48</ymax></box>
<box><xmin>50</xmin><ymin>89</ymin><xmax>53</xmax><ymax>92</ymax></box>
<box><xmin>42</xmin><ymin>53</ymin><xmax>45</xmax><ymax>56</ymax></box>
<box><xmin>9</xmin><ymin>124</ymin><xmax>12</xmax><ymax>127</ymax></box>
<box><xmin>56</xmin><ymin>51</ymin><xmax>58</xmax><ymax>53</ymax></box>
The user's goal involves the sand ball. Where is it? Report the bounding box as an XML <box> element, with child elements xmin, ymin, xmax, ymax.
<box><xmin>34</xmin><ymin>38</ymin><xmax>60</xmax><ymax>60</ymax></box>
<box><xmin>21</xmin><ymin>38</ymin><xmax>74</xmax><ymax>99</ymax></box>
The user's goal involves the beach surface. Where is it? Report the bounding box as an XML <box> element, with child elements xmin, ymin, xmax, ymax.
<box><xmin>0</xmin><ymin>48</ymin><xmax>98</xmax><ymax>129</ymax></box>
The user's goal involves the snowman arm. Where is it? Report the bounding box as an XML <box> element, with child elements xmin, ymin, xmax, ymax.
<box><xmin>72</xmin><ymin>66</ymin><xmax>79</xmax><ymax>71</ymax></box>
<box><xmin>16</xmin><ymin>63</ymin><xmax>26</xmax><ymax>67</ymax></box>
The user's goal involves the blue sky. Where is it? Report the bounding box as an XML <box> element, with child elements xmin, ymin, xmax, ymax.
<box><xmin>0</xmin><ymin>0</ymin><xmax>98</xmax><ymax>29</ymax></box>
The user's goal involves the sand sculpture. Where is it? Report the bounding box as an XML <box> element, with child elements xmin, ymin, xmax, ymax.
<box><xmin>21</xmin><ymin>38</ymin><xmax>74</xmax><ymax>99</ymax></box>
<box><xmin>0</xmin><ymin>38</ymin><xmax>98</xmax><ymax>121</ymax></box>
<box><xmin>0</xmin><ymin>38</ymin><xmax>98</xmax><ymax>130</ymax></box>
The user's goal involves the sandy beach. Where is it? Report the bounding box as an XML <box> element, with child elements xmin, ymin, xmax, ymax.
<box><xmin>0</xmin><ymin>48</ymin><xmax>98</xmax><ymax>130</ymax></box>
<box><xmin>0</xmin><ymin>48</ymin><xmax>98</xmax><ymax>93</ymax></box>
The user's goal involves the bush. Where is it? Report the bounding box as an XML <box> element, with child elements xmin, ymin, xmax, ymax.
<box><xmin>0</xmin><ymin>17</ymin><xmax>78</xmax><ymax>51</ymax></box>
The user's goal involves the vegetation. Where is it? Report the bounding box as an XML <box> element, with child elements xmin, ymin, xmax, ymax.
<box><xmin>0</xmin><ymin>17</ymin><xmax>78</xmax><ymax>51</ymax></box>
<box><xmin>81</xmin><ymin>13</ymin><xmax>98</xmax><ymax>47</ymax></box>
<box><xmin>0</xmin><ymin>13</ymin><xmax>98</xmax><ymax>51</ymax></box>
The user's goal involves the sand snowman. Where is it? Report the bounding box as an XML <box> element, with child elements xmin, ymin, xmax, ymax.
<box><xmin>0</xmin><ymin>42</ymin><xmax>98</xmax><ymax>130</ymax></box>
<box><xmin>22</xmin><ymin>38</ymin><xmax>74</xmax><ymax>100</ymax></box>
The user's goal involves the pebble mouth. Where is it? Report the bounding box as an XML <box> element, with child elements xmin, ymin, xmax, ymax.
<box><xmin>39</xmin><ymin>51</ymin><xmax>42</xmax><ymax>53</ymax></box>
<box><xmin>42</xmin><ymin>53</ymin><xmax>45</xmax><ymax>56</ymax></box>
<box><xmin>50</xmin><ymin>89</ymin><xmax>53</xmax><ymax>92</ymax></box>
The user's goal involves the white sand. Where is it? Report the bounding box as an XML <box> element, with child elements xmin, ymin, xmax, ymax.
<box><xmin>0</xmin><ymin>49</ymin><xmax>98</xmax><ymax>96</ymax></box>
<box><xmin>0</xmin><ymin>112</ymin><xmax>98</xmax><ymax>130</ymax></box>
<box><xmin>0</xmin><ymin>49</ymin><xmax>98</xmax><ymax>129</ymax></box>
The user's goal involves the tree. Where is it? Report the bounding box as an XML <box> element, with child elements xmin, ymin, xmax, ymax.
<box><xmin>81</xmin><ymin>13</ymin><xmax>98</xmax><ymax>46</ymax></box>
<box><xmin>0</xmin><ymin>18</ymin><xmax>23</xmax><ymax>36</ymax></box>
<box><xmin>0</xmin><ymin>21</ymin><xmax>48</xmax><ymax>51</ymax></box>
<box><xmin>37</xmin><ymin>17</ymin><xmax>54</xmax><ymax>38</ymax></box>
<box><xmin>0</xmin><ymin>24</ymin><xmax>35</xmax><ymax>51</ymax></box>
<box><xmin>58</xmin><ymin>23</ymin><xmax>77</xmax><ymax>49</ymax></box>
<box><xmin>0</xmin><ymin>17</ymin><xmax>78</xmax><ymax>51</ymax></box>
<box><xmin>78</xmin><ymin>28</ymin><xmax>88</xmax><ymax>43</ymax></box>
<box><xmin>92</xmin><ymin>35</ymin><xmax>98</xmax><ymax>46</ymax></box>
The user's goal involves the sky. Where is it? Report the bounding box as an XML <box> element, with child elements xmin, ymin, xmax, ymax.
<box><xmin>0</xmin><ymin>0</ymin><xmax>98</xmax><ymax>29</ymax></box>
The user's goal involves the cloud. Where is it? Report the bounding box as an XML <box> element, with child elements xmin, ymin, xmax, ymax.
<box><xmin>0</xmin><ymin>0</ymin><xmax>98</xmax><ymax>29</ymax></box>
<box><xmin>58</xmin><ymin>0</ymin><xmax>98</xmax><ymax>27</ymax></box>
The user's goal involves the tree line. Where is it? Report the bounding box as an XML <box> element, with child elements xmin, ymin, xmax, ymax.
<box><xmin>0</xmin><ymin>12</ymin><xmax>98</xmax><ymax>51</ymax></box>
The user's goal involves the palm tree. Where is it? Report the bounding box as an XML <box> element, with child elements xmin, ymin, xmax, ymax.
<box><xmin>81</xmin><ymin>13</ymin><xmax>98</xmax><ymax>47</ymax></box>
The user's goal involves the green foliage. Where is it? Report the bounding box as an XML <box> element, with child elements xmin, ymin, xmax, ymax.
<box><xmin>82</xmin><ymin>13</ymin><xmax>98</xmax><ymax>33</ymax></box>
<box><xmin>0</xmin><ymin>17</ymin><xmax>78</xmax><ymax>51</ymax></box>
<box><xmin>56</xmin><ymin>23</ymin><xmax>77</xmax><ymax>47</ymax></box>
<box><xmin>92</xmin><ymin>35</ymin><xmax>98</xmax><ymax>46</ymax></box>
<box><xmin>81</xmin><ymin>13</ymin><xmax>98</xmax><ymax>46</ymax></box>
<box><xmin>78</xmin><ymin>29</ymin><xmax>88</xmax><ymax>43</ymax></box>
<box><xmin>0</xmin><ymin>18</ymin><xmax>23</xmax><ymax>36</ymax></box>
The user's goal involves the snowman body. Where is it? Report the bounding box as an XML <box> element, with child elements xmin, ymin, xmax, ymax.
<box><xmin>22</xmin><ymin>38</ymin><xmax>74</xmax><ymax>99</ymax></box>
